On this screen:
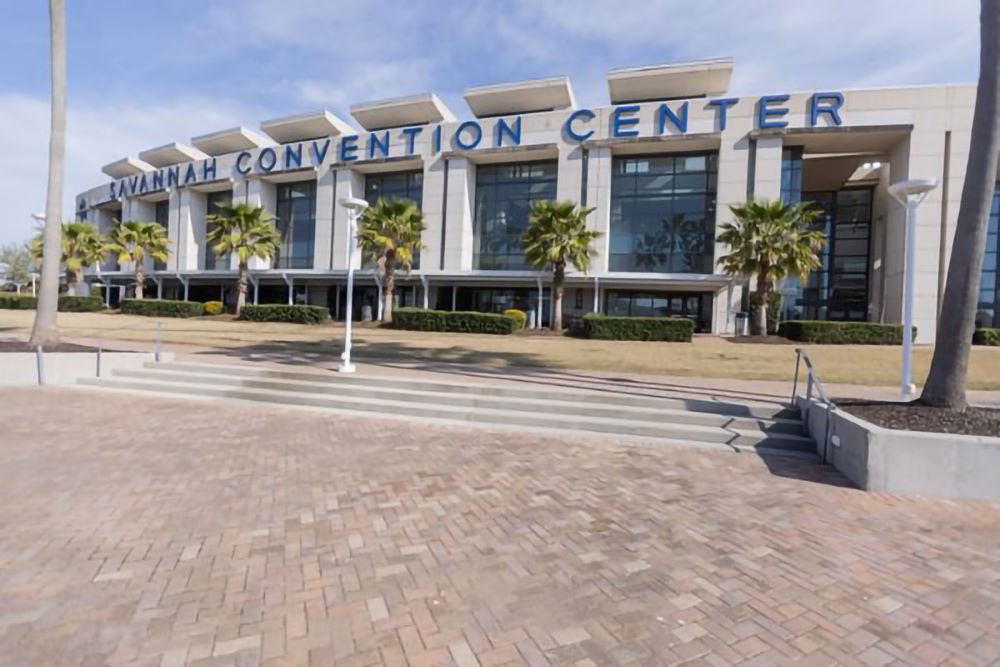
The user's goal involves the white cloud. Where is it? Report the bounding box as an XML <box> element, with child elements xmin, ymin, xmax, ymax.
<box><xmin>0</xmin><ymin>93</ymin><xmax>264</xmax><ymax>244</ymax></box>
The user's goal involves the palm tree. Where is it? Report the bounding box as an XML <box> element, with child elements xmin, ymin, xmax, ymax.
<box><xmin>31</xmin><ymin>222</ymin><xmax>107</xmax><ymax>294</ymax></box>
<box><xmin>206</xmin><ymin>203</ymin><xmax>280</xmax><ymax>315</ymax></box>
<box><xmin>356</xmin><ymin>198</ymin><xmax>425</xmax><ymax>324</ymax></box>
<box><xmin>29</xmin><ymin>0</ymin><xmax>67</xmax><ymax>347</ymax></box>
<box><xmin>717</xmin><ymin>199</ymin><xmax>825</xmax><ymax>336</ymax></box>
<box><xmin>921</xmin><ymin>0</ymin><xmax>1000</xmax><ymax>409</ymax></box>
<box><xmin>522</xmin><ymin>200</ymin><xmax>602</xmax><ymax>332</ymax></box>
<box><xmin>0</xmin><ymin>243</ymin><xmax>34</xmax><ymax>292</ymax></box>
<box><xmin>107</xmin><ymin>220</ymin><xmax>170</xmax><ymax>299</ymax></box>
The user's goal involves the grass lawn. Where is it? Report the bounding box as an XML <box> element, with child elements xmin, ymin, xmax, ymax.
<box><xmin>2</xmin><ymin>309</ymin><xmax>999</xmax><ymax>389</ymax></box>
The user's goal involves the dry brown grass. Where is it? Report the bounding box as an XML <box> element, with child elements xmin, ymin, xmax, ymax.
<box><xmin>2</xmin><ymin>309</ymin><xmax>999</xmax><ymax>389</ymax></box>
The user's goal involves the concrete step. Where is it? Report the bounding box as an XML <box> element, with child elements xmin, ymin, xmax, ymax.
<box><xmin>110</xmin><ymin>366</ymin><xmax>805</xmax><ymax>436</ymax></box>
<box><xmin>144</xmin><ymin>361</ymin><xmax>800</xmax><ymax>421</ymax></box>
<box><xmin>80</xmin><ymin>373</ymin><xmax>815</xmax><ymax>454</ymax></box>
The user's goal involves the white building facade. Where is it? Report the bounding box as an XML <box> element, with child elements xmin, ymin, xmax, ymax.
<box><xmin>75</xmin><ymin>59</ymin><xmax>993</xmax><ymax>342</ymax></box>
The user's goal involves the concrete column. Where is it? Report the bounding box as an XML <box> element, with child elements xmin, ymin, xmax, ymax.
<box><xmin>422</xmin><ymin>156</ymin><xmax>446</xmax><ymax>270</ymax></box>
<box><xmin>586</xmin><ymin>146</ymin><xmax>612</xmax><ymax>272</ymax></box>
<box><xmin>442</xmin><ymin>157</ymin><xmax>475</xmax><ymax>271</ymax></box>
<box><xmin>243</xmin><ymin>179</ymin><xmax>276</xmax><ymax>270</ymax></box>
<box><xmin>314</xmin><ymin>168</ymin><xmax>336</xmax><ymax>270</ymax></box>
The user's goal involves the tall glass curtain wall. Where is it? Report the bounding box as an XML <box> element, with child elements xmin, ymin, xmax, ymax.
<box><xmin>273</xmin><ymin>181</ymin><xmax>316</xmax><ymax>269</ymax></box>
<box><xmin>204</xmin><ymin>191</ymin><xmax>231</xmax><ymax>270</ymax></box>
<box><xmin>978</xmin><ymin>188</ymin><xmax>1000</xmax><ymax>327</ymax></box>
<box><xmin>153</xmin><ymin>200</ymin><xmax>169</xmax><ymax>271</ymax></box>
<box><xmin>473</xmin><ymin>162</ymin><xmax>558</xmax><ymax>270</ymax></box>
<box><xmin>606</xmin><ymin>291</ymin><xmax>712</xmax><ymax>332</ymax></box>
<box><xmin>778</xmin><ymin>149</ymin><xmax>872</xmax><ymax>321</ymax></box>
<box><xmin>609</xmin><ymin>153</ymin><xmax>718</xmax><ymax>273</ymax></box>
<box><xmin>364</xmin><ymin>170</ymin><xmax>423</xmax><ymax>269</ymax></box>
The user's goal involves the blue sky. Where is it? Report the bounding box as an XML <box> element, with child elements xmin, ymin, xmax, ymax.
<box><xmin>0</xmin><ymin>0</ymin><xmax>981</xmax><ymax>244</ymax></box>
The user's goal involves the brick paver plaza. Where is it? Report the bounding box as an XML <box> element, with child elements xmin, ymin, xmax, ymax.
<box><xmin>0</xmin><ymin>387</ymin><xmax>998</xmax><ymax>666</ymax></box>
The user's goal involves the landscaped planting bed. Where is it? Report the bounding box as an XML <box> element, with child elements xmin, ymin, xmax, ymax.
<box><xmin>779</xmin><ymin>320</ymin><xmax>914</xmax><ymax>345</ymax></box>
<box><xmin>394</xmin><ymin>308</ymin><xmax>518</xmax><ymax>335</ymax></box>
<box><xmin>583</xmin><ymin>314</ymin><xmax>694</xmax><ymax>341</ymax></box>
<box><xmin>837</xmin><ymin>400</ymin><xmax>1000</xmax><ymax>437</ymax></box>
<box><xmin>974</xmin><ymin>328</ymin><xmax>1000</xmax><ymax>346</ymax></box>
<box><xmin>0</xmin><ymin>294</ymin><xmax>104</xmax><ymax>312</ymax></box>
<box><xmin>120</xmin><ymin>299</ymin><xmax>205</xmax><ymax>318</ymax></box>
<box><xmin>238</xmin><ymin>304</ymin><xmax>329</xmax><ymax>324</ymax></box>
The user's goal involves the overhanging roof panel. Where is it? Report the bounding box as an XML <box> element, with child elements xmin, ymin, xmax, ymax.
<box><xmin>190</xmin><ymin>126</ymin><xmax>271</xmax><ymax>156</ymax></box>
<box><xmin>464</xmin><ymin>76</ymin><xmax>576</xmax><ymax>117</ymax></box>
<box><xmin>138</xmin><ymin>142</ymin><xmax>208</xmax><ymax>167</ymax></box>
<box><xmin>608</xmin><ymin>58</ymin><xmax>733</xmax><ymax>104</ymax></box>
<box><xmin>260</xmin><ymin>110</ymin><xmax>354</xmax><ymax>143</ymax></box>
<box><xmin>350</xmin><ymin>93</ymin><xmax>456</xmax><ymax>131</ymax></box>
<box><xmin>101</xmin><ymin>157</ymin><xmax>154</xmax><ymax>179</ymax></box>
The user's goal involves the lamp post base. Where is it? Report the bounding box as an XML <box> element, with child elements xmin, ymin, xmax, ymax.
<box><xmin>338</xmin><ymin>362</ymin><xmax>356</xmax><ymax>374</ymax></box>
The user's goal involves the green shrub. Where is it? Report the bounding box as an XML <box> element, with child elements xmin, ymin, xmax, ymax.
<box><xmin>238</xmin><ymin>304</ymin><xmax>329</xmax><ymax>324</ymax></box>
<box><xmin>58</xmin><ymin>295</ymin><xmax>104</xmax><ymax>312</ymax></box>
<box><xmin>778</xmin><ymin>320</ymin><xmax>915</xmax><ymax>345</ymax></box>
<box><xmin>973</xmin><ymin>328</ymin><xmax>1000</xmax><ymax>346</ymax></box>
<box><xmin>203</xmin><ymin>300</ymin><xmax>225</xmax><ymax>316</ymax></box>
<box><xmin>503</xmin><ymin>308</ymin><xmax>527</xmax><ymax>330</ymax></box>
<box><xmin>394</xmin><ymin>307</ymin><xmax>518</xmax><ymax>335</ymax></box>
<box><xmin>0</xmin><ymin>294</ymin><xmax>37</xmax><ymax>309</ymax></box>
<box><xmin>121</xmin><ymin>298</ymin><xmax>204</xmax><ymax>318</ymax></box>
<box><xmin>583</xmin><ymin>314</ymin><xmax>695</xmax><ymax>341</ymax></box>
<box><xmin>89</xmin><ymin>284</ymin><xmax>103</xmax><ymax>298</ymax></box>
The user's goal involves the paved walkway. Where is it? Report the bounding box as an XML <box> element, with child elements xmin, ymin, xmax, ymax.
<box><xmin>0</xmin><ymin>387</ymin><xmax>998</xmax><ymax>666</ymax></box>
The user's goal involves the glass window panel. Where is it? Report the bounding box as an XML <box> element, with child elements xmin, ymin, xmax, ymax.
<box><xmin>473</xmin><ymin>161</ymin><xmax>557</xmax><ymax>270</ymax></box>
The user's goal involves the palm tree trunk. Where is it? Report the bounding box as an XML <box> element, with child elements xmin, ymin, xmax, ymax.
<box><xmin>552</xmin><ymin>264</ymin><xmax>565</xmax><ymax>332</ymax></box>
<box><xmin>752</xmin><ymin>270</ymin><xmax>769</xmax><ymax>336</ymax></box>
<box><xmin>134</xmin><ymin>263</ymin><xmax>145</xmax><ymax>300</ymax></box>
<box><xmin>29</xmin><ymin>0</ymin><xmax>66</xmax><ymax>348</ymax></box>
<box><xmin>383</xmin><ymin>262</ymin><xmax>395</xmax><ymax>324</ymax></box>
<box><xmin>237</xmin><ymin>262</ymin><xmax>249</xmax><ymax>316</ymax></box>
<box><xmin>921</xmin><ymin>0</ymin><xmax>1000</xmax><ymax>408</ymax></box>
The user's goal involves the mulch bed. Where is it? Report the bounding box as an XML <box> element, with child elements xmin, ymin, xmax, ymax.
<box><xmin>838</xmin><ymin>399</ymin><xmax>1000</xmax><ymax>437</ymax></box>
<box><xmin>0</xmin><ymin>340</ymin><xmax>100</xmax><ymax>353</ymax></box>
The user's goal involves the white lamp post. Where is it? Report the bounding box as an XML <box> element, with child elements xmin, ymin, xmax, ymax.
<box><xmin>338</xmin><ymin>197</ymin><xmax>369</xmax><ymax>373</ymax></box>
<box><xmin>888</xmin><ymin>177</ymin><xmax>938</xmax><ymax>400</ymax></box>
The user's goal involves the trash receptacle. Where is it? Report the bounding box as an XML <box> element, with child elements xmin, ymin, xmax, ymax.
<box><xmin>735</xmin><ymin>311</ymin><xmax>749</xmax><ymax>336</ymax></box>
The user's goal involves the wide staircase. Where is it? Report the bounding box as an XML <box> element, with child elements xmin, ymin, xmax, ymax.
<box><xmin>79</xmin><ymin>361</ymin><xmax>816</xmax><ymax>457</ymax></box>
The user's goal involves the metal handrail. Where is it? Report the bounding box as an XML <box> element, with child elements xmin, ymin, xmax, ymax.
<box><xmin>791</xmin><ymin>347</ymin><xmax>837</xmax><ymax>463</ymax></box>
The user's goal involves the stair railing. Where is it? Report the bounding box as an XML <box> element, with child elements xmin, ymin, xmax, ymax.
<box><xmin>791</xmin><ymin>347</ymin><xmax>836</xmax><ymax>463</ymax></box>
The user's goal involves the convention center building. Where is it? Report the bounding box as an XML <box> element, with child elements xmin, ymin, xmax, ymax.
<box><xmin>75</xmin><ymin>58</ymin><xmax>992</xmax><ymax>342</ymax></box>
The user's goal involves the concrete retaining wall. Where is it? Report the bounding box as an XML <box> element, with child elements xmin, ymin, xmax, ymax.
<box><xmin>0</xmin><ymin>352</ymin><xmax>174</xmax><ymax>386</ymax></box>
<box><xmin>800</xmin><ymin>398</ymin><xmax>1000</xmax><ymax>501</ymax></box>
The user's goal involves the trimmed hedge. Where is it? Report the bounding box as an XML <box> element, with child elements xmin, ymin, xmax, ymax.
<box><xmin>58</xmin><ymin>295</ymin><xmax>104</xmax><ymax>312</ymax></box>
<box><xmin>778</xmin><ymin>320</ymin><xmax>915</xmax><ymax>345</ymax></box>
<box><xmin>504</xmin><ymin>308</ymin><xmax>527</xmax><ymax>330</ymax></box>
<box><xmin>583</xmin><ymin>314</ymin><xmax>695</xmax><ymax>341</ymax></box>
<box><xmin>974</xmin><ymin>328</ymin><xmax>1000</xmax><ymax>346</ymax></box>
<box><xmin>203</xmin><ymin>300</ymin><xmax>225</xmax><ymax>316</ymax></box>
<box><xmin>239</xmin><ymin>304</ymin><xmax>329</xmax><ymax>324</ymax></box>
<box><xmin>394</xmin><ymin>307</ymin><xmax>518</xmax><ymax>335</ymax></box>
<box><xmin>0</xmin><ymin>294</ymin><xmax>104</xmax><ymax>312</ymax></box>
<box><xmin>0</xmin><ymin>294</ymin><xmax>36</xmax><ymax>309</ymax></box>
<box><xmin>121</xmin><ymin>298</ymin><xmax>205</xmax><ymax>318</ymax></box>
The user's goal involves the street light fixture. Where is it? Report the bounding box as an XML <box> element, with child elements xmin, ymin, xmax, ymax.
<box><xmin>338</xmin><ymin>196</ymin><xmax>369</xmax><ymax>374</ymax></box>
<box><xmin>888</xmin><ymin>177</ymin><xmax>938</xmax><ymax>400</ymax></box>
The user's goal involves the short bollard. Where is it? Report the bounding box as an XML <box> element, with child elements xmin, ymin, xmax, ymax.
<box><xmin>96</xmin><ymin>339</ymin><xmax>103</xmax><ymax>377</ymax></box>
<box><xmin>155</xmin><ymin>322</ymin><xmax>162</xmax><ymax>362</ymax></box>
<box><xmin>35</xmin><ymin>345</ymin><xmax>45</xmax><ymax>386</ymax></box>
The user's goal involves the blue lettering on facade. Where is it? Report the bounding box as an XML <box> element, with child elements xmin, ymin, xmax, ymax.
<box><xmin>202</xmin><ymin>157</ymin><xmax>217</xmax><ymax>181</ymax></box>
<box><xmin>810</xmin><ymin>92</ymin><xmax>844</xmax><ymax>126</ymax></box>
<box><xmin>495</xmin><ymin>117</ymin><xmax>521</xmax><ymax>147</ymax></box>
<box><xmin>128</xmin><ymin>176</ymin><xmax>139</xmax><ymax>195</ymax></box>
<box><xmin>656</xmin><ymin>101</ymin><xmax>688</xmax><ymax>134</ymax></box>
<box><xmin>138</xmin><ymin>174</ymin><xmax>149</xmax><ymax>194</ymax></box>
<box><xmin>612</xmin><ymin>105</ymin><xmax>640</xmax><ymax>137</ymax></box>
<box><xmin>235</xmin><ymin>151</ymin><xmax>253</xmax><ymax>175</ymax></box>
<box><xmin>152</xmin><ymin>171</ymin><xmax>164</xmax><ymax>191</ymax></box>
<box><xmin>311</xmin><ymin>138</ymin><xmax>331</xmax><ymax>164</ymax></box>
<box><xmin>284</xmin><ymin>145</ymin><xmax>302</xmax><ymax>170</ymax></box>
<box><xmin>757</xmin><ymin>94</ymin><xmax>790</xmax><ymax>129</ymax></box>
<box><xmin>166</xmin><ymin>166</ymin><xmax>180</xmax><ymax>188</ymax></box>
<box><xmin>564</xmin><ymin>109</ymin><xmax>595</xmax><ymax>142</ymax></box>
<box><xmin>340</xmin><ymin>135</ymin><xmax>359</xmax><ymax>162</ymax></box>
<box><xmin>183</xmin><ymin>163</ymin><xmax>198</xmax><ymax>184</ymax></box>
<box><xmin>432</xmin><ymin>125</ymin><xmax>442</xmax><ymax>153</ymax></box>
<box><xmin>257</xmin><ymin>147</ymin><xmax>277</xmax><ymax>172</ymax></box>
<box><xmin>402</xmin><ymin>126</ymin><xmax>422</xmax><ymax>155</ymax></box>
<box><xmin>109</xmin><ymin>182</ymin><xmax>117</xmax><ymax>199</ymax></box>
<box><xmin>369</xmin><ymin>131</ymin><xmax>390</xmax><ymax>159</ymax></box>
<box><xmin>707</xmin><ymin>98</ymin><xmax>739</xmax><ymax>131</ymax></box>
<box><xmin>454</xmin><ymin>121</ymin><xmax>482</xmax><ymax>150</ymax></box>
